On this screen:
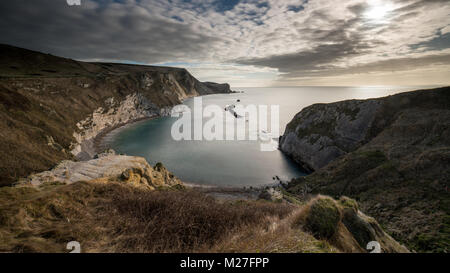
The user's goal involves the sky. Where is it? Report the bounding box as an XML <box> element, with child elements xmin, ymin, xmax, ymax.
<box><xmin>0</xmin><ymin>0</ymin><xmax>449</xmax><ymax>87</ymax></box>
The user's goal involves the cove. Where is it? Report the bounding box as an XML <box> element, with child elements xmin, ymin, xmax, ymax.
<box><xmin>104</xmin><ymin>86</ymin><xmax>415</xmax><ymax>187</ymax></box>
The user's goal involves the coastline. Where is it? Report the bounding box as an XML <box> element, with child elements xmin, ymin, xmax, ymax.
<box><xmin>91</xmin><ymin>114</ymin><xmax>271</xmax><ymax>201</ymax></box>
<box><xmin>93</xmin><ymin>116</ymin><xmax>159</xmax><ymax>154</ymax></box>
<box><xmin>92</xmin><ymin>92</ymin><xmax>233</xmax><ymax>154</ymax></box>
<box><xmin>189</xmin><ymin>184</ymin><xmax>261</xmax><ymax>201</ymax></box>
<box><xmin>91</xmin><ymin>91</ymin><xmax>290</xmax><ymax>195</ymax></box>
<box><xmin>90</xmin><ymin>91</ymin><xmax>284</xmax><ymax>201</ymax></box>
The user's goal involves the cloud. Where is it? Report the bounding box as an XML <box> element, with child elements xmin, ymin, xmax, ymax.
<box><xmin>0</xmin><ymin>0</ymin><xmax>222</xmax><ymax>63</ymax></box>
<box><xmin>0</xmin><ymin>0</ymin><xmax>449</xmax><ymax>86</ymax></box>
<box><xmin>285</xmin><ymin>53</ymin><xmax>450</xmax><ymax>79</ymax></box>
<box><xmin>234</xmin><ymin>0</ymin><xmax>450</xmax><ymax>83</ymax></box>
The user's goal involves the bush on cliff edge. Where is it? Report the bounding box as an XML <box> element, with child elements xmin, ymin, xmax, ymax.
<box><xmin>305</xmin><ymin>196</ymin><xmax>341</xmax><ymax>239</ymax></box>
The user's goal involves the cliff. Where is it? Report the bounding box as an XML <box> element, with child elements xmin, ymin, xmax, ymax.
<box><xmin>279</xmin><ymin>99</ymin><xmax>381</xmax><ymax>172</ymax></box>
<box><xmin>0</xmin><ymin>44</ymin><xmax>232</xmax><ymax>186</ymax></box>
<box><xmin>280</xmin><ymin>87</ymin><xmax>450</xmax><ymax>252</ymax></box>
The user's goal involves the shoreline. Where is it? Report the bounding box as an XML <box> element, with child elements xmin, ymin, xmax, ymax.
<box><xmin>92</xmin><ymin>92</ymin><xmax>234</xmax><ymax>153</ymax></box>
<box><xmin>92</xmin><ymin>94</ymin><xmax>202</xmax><ymax>154</ymax></box>
<box><xmin>93</xmin><ymin>115</ymin><xmax>159</xmax><ymax>154</ymax></box>
<box><xmin>90</xmin><ymin>92</ymin><xmax>284</xmax><ymax>200</ymax></box>
<box><xmin>90</xmin><ymin>108</ymin><xmax>273</xmax><ymax>201</ymax></box>
<box><xmin>183</xmin><ymin>182</ymin><xmax>281</xmax><ymax>201</ymax></box>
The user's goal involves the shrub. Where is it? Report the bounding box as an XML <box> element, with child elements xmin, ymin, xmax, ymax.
<box><xmin>338</xmin><ymin>196</ymin><xmax>358</xmax><ymax>212</ymax></box>
<box><xmin>305</xmin><ymin>196</ymin><xmax>341</xmax><ymax>239</ymax></box>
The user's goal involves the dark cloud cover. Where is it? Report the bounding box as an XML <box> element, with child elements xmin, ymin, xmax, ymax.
<box><xmin>0</xmin><ymin>0</ymin><xmax>221</xmax><ymax>63</ymax></box>
<box><xmin>0</xmin><ymin>0</ymin><xmax>449</xmax><ymax>84</ymax></box>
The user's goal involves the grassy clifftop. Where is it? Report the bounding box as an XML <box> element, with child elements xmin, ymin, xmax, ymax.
<box><xmin>0</xmin><ymin>180</ymin><xmax>407</xmax><ymax>253</ymax></box>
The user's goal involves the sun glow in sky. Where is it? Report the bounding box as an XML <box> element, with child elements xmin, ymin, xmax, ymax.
<box><xmin>0</xmin><ymin>0</ymin><xmax>449</xmax><ymax>87</ymax></box>
<box><xmin>365</xmin><ymin>1</ymin><xmax>394</xmax><ymax>21</ymax></box>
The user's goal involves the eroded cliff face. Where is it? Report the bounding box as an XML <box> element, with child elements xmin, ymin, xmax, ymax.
<box><xmin>280</xmin><ymin>99</ymin><xmax>381</xmax><ymax>172</ymax></box>
<box><xmin>68</xmin><ymin>70</ymin><xmax>235</xmax><ymax>159</ymax></box>
<box><xmin>71</xmin><ymin>93</ymin><xmax>163</xmax><ymax>159</ymax></box>
<box><xmin>0</xmin><ymin>44</ymin><xmax>232</xmax><ymax>186</ymax></box>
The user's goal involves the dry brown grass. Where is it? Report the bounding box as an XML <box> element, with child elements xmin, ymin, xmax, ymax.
<box><xmin>108</xmin><ymin>189</ymin><xmax>295</xmax><ymax>252</ymax></box>
<box><xmin>209</xmin><ymin>207</ymin><xmax>339</xmax><ymax>253</ymax></box>
<box><xmin>0</xmin><ymin>181</ymin><xmax>301</xmax><ymax>253</ymax></box>
<box><xmin>0</xmin><ymin>182</ymin><xmax>409</xmax><ymax>253</ymax></box>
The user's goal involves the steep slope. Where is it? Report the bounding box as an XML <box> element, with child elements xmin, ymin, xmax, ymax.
<box><xmin>0</xmin><ymin>44</ymin><xmax>232</xmax><ymax>186</ymax></box>
<box><xmin>281</xmin><ymin>87</ymin><xmax>450</xmax><ymax>252</ymax></box>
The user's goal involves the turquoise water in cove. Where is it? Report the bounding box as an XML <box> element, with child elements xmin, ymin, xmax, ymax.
<box><xmin>106</xmin><ymin>86</ymin><xmax>427</xmax><ymax>187</ymax></box>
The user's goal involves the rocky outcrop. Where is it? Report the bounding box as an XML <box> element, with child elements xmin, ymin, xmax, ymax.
<box><xmin>258</xmin><ymin>188</ymin><xmax>283</xmax><ymax>202</ymax></box>
<box><xmin>279</xmin><ymin>99</ymin><xmax>381</xmax><ymax>172</ymax></box>
<box><xmin>24</xmin><ymin>150</ymin><xmax>181</xmax><ymax>190</ymax></box>
<box><xmin>284</xmin><ymin>87</ymin><xmax>450</xmax><ymax>252</ymax></box>
<box><xmin>280</xmin><ymin>87</ymin><xmax>450</xmax><ymax>173</ymax></box>
<box><xmin>202</xmin><ymin>82</ymin><xmax>233</xmax><ymax>94</ymax></box>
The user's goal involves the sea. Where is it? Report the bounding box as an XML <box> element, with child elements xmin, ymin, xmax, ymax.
<box><xmin>104</xmin><ymin>86</ymin><xmax>430</xmax><ymax>187</ymax></box>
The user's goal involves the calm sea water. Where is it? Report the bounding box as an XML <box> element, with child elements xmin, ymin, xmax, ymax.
<box><xmin>106</xmin><ymin>86</ymin><xmax>427</xmax><ymax>187</ymax></box>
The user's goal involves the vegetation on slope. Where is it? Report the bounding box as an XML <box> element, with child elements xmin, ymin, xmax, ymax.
<box><xmin>304</xmin><ymin>196</ymin><xmax>341</xmax><ymax>239</ymax></box>
<box><xmin>283</xmin><ymin>87</ymin><xmax>450</xmax><ymax>253</ymax></box>
<box><xmin>0</xmin><ymin>181</ymin><xmax>296</xmax><ymax>253</ymax></box>
<box><xmin>0</xmin><ymin>180</ymin><xmax>409</xmax><ymax>253</ymax></box>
